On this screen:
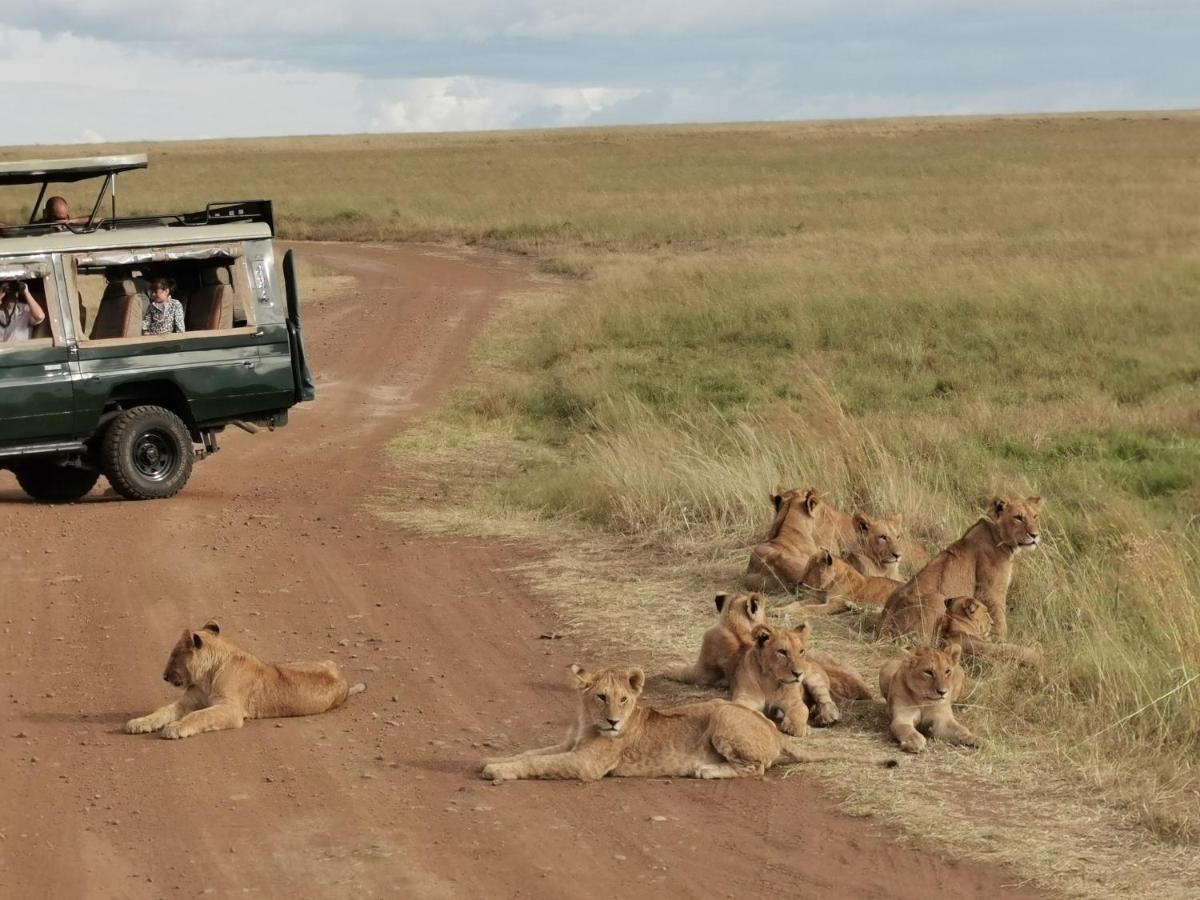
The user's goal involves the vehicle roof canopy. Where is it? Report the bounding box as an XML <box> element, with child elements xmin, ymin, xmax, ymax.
<box><xmin>0</xmin><ymin>154</ymin><xmax>148</xmax><ymax>187</ymax></box>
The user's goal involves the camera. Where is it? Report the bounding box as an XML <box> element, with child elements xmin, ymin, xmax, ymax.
<box><xmin>1</xmin><ymin>281</ymin><xmax>23</xmax><ymax>297</ymax></box>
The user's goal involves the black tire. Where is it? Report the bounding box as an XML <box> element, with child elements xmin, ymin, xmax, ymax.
<box><xmin>101</xmin><ymin>405</ymin><xmax>194</xmax><ymax>501</ymax></box>
<box><xmin>14</xmin><ymin>460</ymin><xmax>101</xmax><ymax>503</ymax></box>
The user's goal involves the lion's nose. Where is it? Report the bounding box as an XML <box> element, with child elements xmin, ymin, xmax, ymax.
<box><xmin>936</xmin><ymin>688</ymin><xmax>947</xmax><ymax>697</ymax></box>
<box><xmin>791</xmin><ymin>670</ymin><xmax>802</xmax><ymax>679</ymax></box>
<box><xmin>607</xmin><ymin>718</ymin><xmax>619</xmax><ymax>727</ymax></box>
<box><xmin>163</xmin><ymin>675</ymin><xmax>172</xmax><ymax>683</ymax></box>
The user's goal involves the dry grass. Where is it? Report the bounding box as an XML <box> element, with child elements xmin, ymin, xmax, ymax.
<box><xmin>9</xmin><ymin>113</ymin><xmax>1198</xmax><ymax>894</ymax></box>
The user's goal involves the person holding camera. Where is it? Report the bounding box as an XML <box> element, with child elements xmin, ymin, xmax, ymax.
<box><xmin>0</xmin><ymin>281</ymin><xmax>46</xmax><ymax>343</ymax></box>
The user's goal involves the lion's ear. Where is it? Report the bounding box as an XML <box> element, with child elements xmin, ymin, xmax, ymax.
<box><xmin>792</xmin><ymin>621</ymin><xmax>810</xmax><ymax>639</ymax></box>
<box><xmin>626</xmin><ymin>668</ymin><xmax>646</xmax><ymax>694</ymax></box>
<box><xmin>990</xmin><ymin>497</ymin><xmax>1008</xmax><ymax>519</ymax></box>
<box><xmin>569</xmin><ymin>663</ymin><xmax>594</xmax><ymax>690</ymax></box>
<box><xmin>1027</xmin><ymin>495</ymin><xmax>1044</xmax><ymax>512</ymax></box>
<box><xmin>201</xmin><ymin>621</ymin><xmax>220</xmax><ymax>635</ymax></box>
<box><xmin>771</xmin><ymin>494</ymin><xmax>783</xmax><ymax>512</ymax></box>
<box><xmin>947</xmin><ymin>643</ymin><xmax>963</xmax><ymax>663</ymax></box>
<box><xmin>820</xmin><ymin>548</ymin><xmax>834</xmax><ymax>566</ymax></box>
<box><xmin>191</xmin><ymin>632</ymin><xmax>204</xmax><ymax>649</ymax></box>
<box><xmin>748</xmin><ymin>594</ymin><xmax>762</xmax><ymax>616</ymax></box>
<box><xmin>853</xmin><ymin>513</ymin><xmax>870</xmax><ymax>535</ymax></box>
<box><xmin>803</xmin><ymin>489</ymin><xmax>820</xmax><ymax>516</ymax></box>
<box><xmin>713</xmin><ymin>593</ymin><xmax>728</xmax><ymax>613</ymax></box>
<box><xmin>965</xmin><ymin>599</ymin><xmax>979</xmax><ymax>614</ymax></box>
<box><xmin>944</xmin><ymin>597</ymin><xmax>956</xmax><ymax>611</ymax></box>
<box><xmin>753</xmin><ymin>625</ymin><xmax>772</xmax><ymax>647</ymax></box>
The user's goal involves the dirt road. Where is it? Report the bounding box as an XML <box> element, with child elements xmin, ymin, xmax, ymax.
<box><xmin>0</xmin><ymin>243</ymin><xmax>1045</xmax><ymax>899</ymax></box>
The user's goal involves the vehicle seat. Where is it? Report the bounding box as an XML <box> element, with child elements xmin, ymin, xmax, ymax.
<box><xmin>186</xmin><ymin>267</ymin><xmax>231</xmax><ymax>332</ymax></box>
<box><xmin>90</xmin><ymin>278</ymin><xmax>146</xmax><ymax>339</ymax></box>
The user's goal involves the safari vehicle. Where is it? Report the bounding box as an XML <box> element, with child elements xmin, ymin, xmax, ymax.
<box><xmin>0</xmin><ymin>154</ymin><xmax>313</xmax><ymax>501</ymax></box>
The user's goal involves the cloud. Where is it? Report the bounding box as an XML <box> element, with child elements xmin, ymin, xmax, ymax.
<box><xmin>0</xmin><ymin>1</ymin><xmax>1195</xmax><ymax>143</ymax></box>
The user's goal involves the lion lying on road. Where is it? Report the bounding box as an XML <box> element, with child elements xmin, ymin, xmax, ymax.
<box><xmin>481</xmin><ymin>664</ymin><xmax>892</xmax><ymax>782</ymax></box>
<box><xmin>665</xmin><ymin>592</ymin><xmax>766</xmax><ymax>687</ymax></box>
<box><xmin>879</xmin><ymin>645</ymin><xmax>978</xmax><ymax>754</ymax></box>
<box><xmin>125</xmin><ymin>622</ymin><xmax>365</xmax><ymax>740</ymax></box>
<box><xmin>882</xmin><ymin>496</ymin><xmax>1043</xmax><ymax>639</ymax></box>
<box><xmin>730</xmin><ymin>623</ymin><xmax>873</xmax><ymax>732</ymax></box>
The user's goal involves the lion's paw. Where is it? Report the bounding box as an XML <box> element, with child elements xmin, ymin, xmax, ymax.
<box><xmin>160</xmin><ymin>723</ymin><xmax>189</xmax><ymax>740</ymax></box>
<box><xmin>124</xmin><ymin>717</ymin><xmax>159</xmax><ymax>734</ymax></box>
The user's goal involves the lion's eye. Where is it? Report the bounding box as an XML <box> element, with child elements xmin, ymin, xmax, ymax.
<box><xmin>777</xmin><ymin>649</ymin><xmax>788</xmax><ymax>657</ymax></box>
<box><xmin>620</xmin><ymin>697</ymin><xmax>628</xmax><ymax>705</ymax></box>
<box><xmin>1015</xmin><ymin>515</ymin><xmax>1025</xmax><ymax>523</ymax></box>
<box><xmin>596</xmin><ymin>694</ymin><xmax>607</xmax><ymax>703</ymax></box>
<box><xmin>925</xmin><ymin>670</ymin><xmax>934</xmax><ymax>678</ymax></box>
<box><xmin>945</xmin><ymin>669</ymin><xmax>952</xmax><ymax>676</ymax></box>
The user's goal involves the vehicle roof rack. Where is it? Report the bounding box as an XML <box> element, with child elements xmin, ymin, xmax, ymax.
<box><xmin>0</xmin><ymin>154</ymin><xmax>148</xmax><ymax>187</ymax></box>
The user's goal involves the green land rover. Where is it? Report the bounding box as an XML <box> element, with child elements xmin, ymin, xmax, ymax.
<box><xmin>0</xmin><ymin>154</ymin><xmax>313</xmax><ymax>501</ymax></box>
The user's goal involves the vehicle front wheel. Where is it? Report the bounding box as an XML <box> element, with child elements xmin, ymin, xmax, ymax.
<box><xmin>14</xmin><ymin>461</ymin><xmax>101</xmax><ymax>503</ymax></box>
<box><xmin>101</xmin><ymin>405</ymin><xmax>195</xmax><ymax>501</ymax></box>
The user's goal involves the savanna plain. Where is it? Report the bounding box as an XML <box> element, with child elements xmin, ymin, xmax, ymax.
<box><xmin>5</xmin><ymin>112</ymin><xmax>1198</xmax><ymax>897</ymax></box>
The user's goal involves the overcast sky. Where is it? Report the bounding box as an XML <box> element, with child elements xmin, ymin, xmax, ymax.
<box><xmin>0</xmin><ymin>1</ymin><xmax>1195</xmax><ymax>144</ymax></box>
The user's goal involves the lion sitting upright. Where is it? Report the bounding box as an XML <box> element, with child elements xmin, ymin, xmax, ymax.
<box><xmin>665</xmin><ymin>592</ymin><xmax>766</xmax><ymax>686</ymax></box>
<box><xmin>882</xmin><ymin>495</ymin><xmax>1043</xmax><ymax>639</ymax></box>
<box><xmin>481</xmin><ymin>664</ymin><xmax>889</xmax><ymax>782</ymax></box>
<box><xmin>879</xmin><ymin>645</ymin><xmax>978</xmax><ymax>753</ymax></box>
<box><xmin>125</xmin><ymin>622</ymin><xmax>365</xmax><ymax>740</ymax></box>
<box><xmin>841</xmin><ymin>512</ymin><xmax>927</xmax><ymax>580</ymax></box>
<box><xmin>744</xmin><ymin>488</ymin><xmax>843</xmax><ymax>592</ymax></box>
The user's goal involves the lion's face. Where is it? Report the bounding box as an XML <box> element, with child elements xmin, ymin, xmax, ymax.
<box><xmin>853</xmin><ymin>513</ymin><xmax>903</xmax><ymax>568</ymax></box>
<box><xmin>750</xmin><ymin>623</ymin><xmax>811</xmax><ymax>685</ymax></box>
<box><xmin>989</xmin><ymin>496</ymin><xmax>1043</xmax><ymax>551</ymax></box>
<box><xmin>900</xmin><ymin>646</ymin><xmax>962</xmax><ymax>702</ymax></box>
<box><xmin>943</xmin><ymin>597</ymin><xmax>992</xmax><ymax>638</ymax></box>
<box><xmin>162</xmin><ymin>622</ymin><xmax>222</xmax><ymax>688</ymax></box>
<box><xmin>767</xmin><ymin>487</ymin><xmax>822</xmax><ymax>539</ymax></box>
<box><xmin>571</xmin><ymin>664</ymin><xmax>645</xmax><ymax>737</ymax></box>
<box><xmin>715</xmin><ymin>592</ymin><xmax>766</xmax><ymax>629</ymax></box>
<box><xmin>799</xmin><ymin>550</ymin><xmax>839</xmax><ymax>592</ymax></box>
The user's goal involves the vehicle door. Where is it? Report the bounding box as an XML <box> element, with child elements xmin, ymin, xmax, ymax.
<box><xmin>0</xmin><ymin>257</ymin><xmax>76</xmax><ymax>445</ymax></box>
<box><xmin>65</xmin><ymin>245</ymin><xmax>276</xmax><ymax>429</ymax></box>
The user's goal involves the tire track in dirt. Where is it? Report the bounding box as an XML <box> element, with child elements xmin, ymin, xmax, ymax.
<box><xmin>0</xmin><ymin>242</ymin><xmax>1048</xmax><ymax>899</ymax></box>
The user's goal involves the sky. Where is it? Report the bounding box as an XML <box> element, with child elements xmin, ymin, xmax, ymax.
<box><xmin>0</xmin><ymin>1</ymin><xmax>1195</xmax><ymax>144</ymax></box>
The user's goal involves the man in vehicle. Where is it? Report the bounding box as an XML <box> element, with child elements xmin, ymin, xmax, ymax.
<box><xmin>0</xmin><ymin>280</ymin><xmax>47</xmax><ymax>342</ymax></box>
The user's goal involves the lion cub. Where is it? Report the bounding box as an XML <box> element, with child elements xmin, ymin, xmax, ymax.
<box><xmin>879</xmin><ymin>645</ymin><xmax>978</xmax><ymax>754</ymax></box>
<box><xmin>125</xmin><ymin>622</ymin><xmax>366</xmax><ymax>740</ymax></box>
<box><xmin>730</xmin><ymin>623</ymin><xmax>873</xmax><ymax>733</ymax></box>
<box><xmin>776</xmin><ymin>549</ymin><xmax>902</xmax><ymax>617</ymax></box>
<box><xmin>665</xmin><ymin>592</ymin><xmax>766</xmax><ymax>686</ymax></box>
<box><xmin>937</xmin><ymin>597</ymin><xmax>1043</xmax><ymax>670</ymax></box>
<box><xmin>481</xmin><ymin>664</ymin><xmax>872</xmax><ymax>782</ymax></box>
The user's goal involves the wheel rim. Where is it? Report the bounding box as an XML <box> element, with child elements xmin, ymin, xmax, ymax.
<box><xmin>132</xmin><ymin>429</ymin><xmax>178</xmax><ymax>482</ymax></box>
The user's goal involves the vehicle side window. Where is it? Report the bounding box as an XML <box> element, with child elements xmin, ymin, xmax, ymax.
<box><xmin>0</xmin><ymin>265</ymin><xmax>61</xmax><ymax>351</ymax></box>
<box><xmin>68</xmin><ymin>248</ymin><xmax>256</xmax><ymax>343</ymax></box>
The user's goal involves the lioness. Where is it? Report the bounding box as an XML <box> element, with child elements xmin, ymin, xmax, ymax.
<box><xmin>481</xmin><ymin>664</ymin><xmax>889</xmax><ymax>782</ymax></box>
<box><xmin>879</xmin><ymin>645</ymin><xmax>978</xmax><ymax>753</ymax></box>
<box><xmin>744</xmin><ymin>488</ymin><xmax>843</xmax><ymax>592</ymax></box>
<box><xmin>730</xmin><ymin>623</ymin><xmax>873</xmax><ymax>733</ymax></box>
<box><xmin>666</xmin><ymin>592</ymin><xmax>766</xmax><ymax>686</ymax></box>
<box><xmin>881</xmin><ymin>495</ymin><xmax>1043</xmax><ymax>639</ymax></box>
<box><xmin>936</xmin><ymin>597</ymin><xmax>1043</xmax><ymax>670</ymax></box>
<box><xmin>125</xmin><ymin>622</ymin><xmax>366</xmax><ymax>740</ymax></box>
<box><xmin>776</xmin><ymin>549</ymin><xmax>902</xmax><ymax>617</ymax></box>
<box><xmin>842</xmin><ymin>512</ymin><xmax>912</xmax><ymax>579</ymax></box>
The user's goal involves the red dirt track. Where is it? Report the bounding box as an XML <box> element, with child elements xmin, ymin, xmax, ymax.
<box><xmin>0</xmin><ymin>243</ymin><xmax>1047</xmax><ymax>899</ymax></box>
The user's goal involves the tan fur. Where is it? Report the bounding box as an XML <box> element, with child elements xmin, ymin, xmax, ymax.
<box><xmin>936</xmin><ymin>597</ymin><xmax>1043</xmax><ymax>670</ymax></box>
<box><xmin>744</xmin><ymin>488</ymin><xmax>843</xmax><ymax>592</ymax></box>
<box><xmin>842</xmin><ymin>512</ymin><xmax>914</xmax><ymax>579</ymax></box>
<box><xmin>879</xmin><ymin>645</ymin><xmax>978</xmax><ymax>753</ymax></box>
<box><xmin>881</xmin><ymin>496</ymin><xmax>1044</xmax><ymax>639</ymax></box>
<box><xmin>125</xmin><ymin>622</ymin><xmax>365</xmax><ymax>740</ymax></box>
<box><xmin>666</xmin><ymin>593</ymin><xmax>767</xmax><ymax>686</ymax></box>
<box><xmin>481</xmin><ymin>664</ymin><xmax>890</xmax><ymax>782</ymax></box>
<box><xmin>777</xmin><ymin>549</ymin><xmax>902</xmax><ymax>617</ymax></box>
<box><xmin>730</xmin><ymin>624</ymin><xmax>873</xmax><ymax>733</ymax></box>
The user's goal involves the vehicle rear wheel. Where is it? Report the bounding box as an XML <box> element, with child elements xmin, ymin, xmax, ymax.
<box><xmin>14</xmin><ymin>460</ymin><xmax>101</xmax><ymax>503</ymax></box>
<box><xmin>101</xmin><ymin>405</ymin><xmax>194</xmax><ymax>501</ymax></box>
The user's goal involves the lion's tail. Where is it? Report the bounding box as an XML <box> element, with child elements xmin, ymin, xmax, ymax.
<box><xmin>347</xmin><ymin>682</ymin><xmax>367</xmax><ymax>696</ymax></box>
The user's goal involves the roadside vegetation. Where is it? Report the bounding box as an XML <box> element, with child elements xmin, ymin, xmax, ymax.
<box><xmin>8</xmin><ymin>113</ymin><xmax>1198</xmax><ymax>893</ymax></box>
